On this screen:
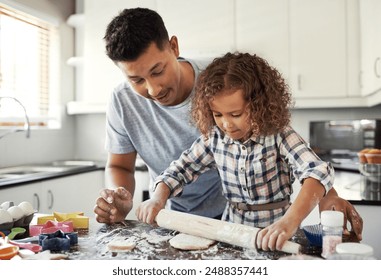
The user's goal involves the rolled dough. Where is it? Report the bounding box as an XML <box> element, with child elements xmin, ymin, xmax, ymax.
<box><xmin>107</xmin><ymin>238</ymin><xmax>136</xmax><ymax>252</ymax></box>
<box><xmin>169</xmin><ymin>233</ymin><xmax>216</xmax><ymax>250</ymax></box>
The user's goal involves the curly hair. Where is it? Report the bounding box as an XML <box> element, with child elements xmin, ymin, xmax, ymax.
<box><xmin>104</xmin><ymin>8</ymin><xmax>169</xmax><ymax>62</ymax></box>
<box><xmin>192</xmin><ymin>52</ymin><xmax>293</xmax><ymax>137</ymax></box>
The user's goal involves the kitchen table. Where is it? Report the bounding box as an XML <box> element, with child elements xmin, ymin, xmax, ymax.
<box><xmin>63</xmin><ymin>219</ymin><xmax>357</xmax><ymax>260</ymax></box>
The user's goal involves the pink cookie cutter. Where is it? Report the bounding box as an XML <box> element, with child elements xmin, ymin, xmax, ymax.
<box><xmin>29</xmin><ymin>220</ymin><xmax>74</xmax><ymax>236</ymax></box>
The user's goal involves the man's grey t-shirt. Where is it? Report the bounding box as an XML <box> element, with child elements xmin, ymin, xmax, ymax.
<box><xmin>105</xmin><ymin>57</ymin><xmax>226</xmax><ymax>218</ymax></box>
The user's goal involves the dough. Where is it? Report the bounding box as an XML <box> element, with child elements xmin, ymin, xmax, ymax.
<box><xmin>169</xmin><ymin>233</ymin><xmax>216</xmax><ymax>250</ymax></box>
<box><xmin>107</xmin><ymin>238</ymin><xmax>136</xmax><ymax>252</ymax></box>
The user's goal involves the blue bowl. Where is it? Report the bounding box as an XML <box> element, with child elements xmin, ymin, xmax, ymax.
<box><xmin>302</xmin><ymin>224</ymin><xmax>323</xmax><ymax>247</ymax></box>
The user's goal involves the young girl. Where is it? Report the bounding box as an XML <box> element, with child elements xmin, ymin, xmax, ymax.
<box><xmin>136</xmin><ymin>52</ymin><xmax>335</xmax><ymax>251</ymax></box>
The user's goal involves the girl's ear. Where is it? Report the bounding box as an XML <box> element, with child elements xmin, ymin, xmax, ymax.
<box><xmin>169</xmin><ymin>36</ymin><xmax>180</xmax><ymax>57</ymax></box>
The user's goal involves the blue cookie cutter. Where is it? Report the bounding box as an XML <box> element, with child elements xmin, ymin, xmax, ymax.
<box><xmin>38</xmin><ymin>230</ymin><xmax>78</xmax><ymax>251</ymax></box>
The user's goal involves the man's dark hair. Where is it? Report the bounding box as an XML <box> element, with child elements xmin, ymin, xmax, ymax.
<box><xmin>104</xmin><ymin>7</ymin><xmax>169</xmax><ymax>62</ymax></box>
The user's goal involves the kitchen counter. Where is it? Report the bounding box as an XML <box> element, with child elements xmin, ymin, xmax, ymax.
<box><xmin>0</xmin><ymin>160</ymin><xmax>105</xmax><ymax>188</ymax></box>
<box><xmin>334</xmin><ymin>170</ymin><xmax>381</xmax><ymax>206</ymax></box>
<box><xmin>64</xmin><ymin>219</ymin><xmax>357</xmax><ymax>260</ymax></box>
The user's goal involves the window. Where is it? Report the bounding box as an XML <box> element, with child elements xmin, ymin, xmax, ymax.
<box><xmin>0</xmin><ymin>3</ymin><xmax>59</xmax><ymax>130</ymax></box>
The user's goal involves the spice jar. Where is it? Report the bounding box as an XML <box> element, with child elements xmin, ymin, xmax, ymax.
<box><xmin>320</xmin><ymin>210</ymin><xmax>344</xmax><ymax>258</ymax></box>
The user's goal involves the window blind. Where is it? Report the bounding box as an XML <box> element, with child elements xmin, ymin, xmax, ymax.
<box><xmin>0</xmin><ymin>4</ymin><xmax>58</xmax><ymax>128</ymax></box>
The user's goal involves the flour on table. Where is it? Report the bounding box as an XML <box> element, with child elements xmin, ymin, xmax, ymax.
<box><xmin>141</xmin><ymin>229</ymin><xmax>173</xmax><ymax>244</ymax></box>
<box><xmin>169</xmin><ymin>233</ymin><xmax>216</xmax><ymax>250</ymax></box>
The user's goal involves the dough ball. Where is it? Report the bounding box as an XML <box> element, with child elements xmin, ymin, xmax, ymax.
<box><xmin>169</xmin><ymin>233</ymin><xmax>216</xmax><ymax>250</ymax></box>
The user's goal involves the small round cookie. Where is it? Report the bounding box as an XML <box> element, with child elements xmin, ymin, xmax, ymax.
<box><xmin>107</xmin><ymin>238</ymin><xmax>136</xmax><ymax>252</ymax></box>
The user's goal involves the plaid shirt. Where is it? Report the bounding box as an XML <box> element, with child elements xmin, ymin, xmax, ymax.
<box><xmin>155</xmin><ymin>126</ymin><xmax>334</xmax><ymax>227</ymax></box>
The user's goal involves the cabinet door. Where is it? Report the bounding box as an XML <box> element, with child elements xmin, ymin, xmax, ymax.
<box><xmin>157</xmin><ymin>0</ymin><xmax>235</xmax><ymax>57</ymax></box>
<box><xmin>82</xmin><ymin>0</ymin><xmax>156</xmax><ymax>103</ymax></box>
<box><xmin>0</xmin><ymin>182</ymin><xmax>42</xmax><ymax>212</ymax></box>
<box><xmin>360</xmin><ymin>0</ymin><xmax>381</xmax><ymax>96</ymax></box>
<box><xmin>289</xmin><ymin>0</ymin><xmax>347</xmax><ymax>99</ymax></box>
<box><xmin>236</xmin><ymin>0</ymin><xmax>289</xmax><ymax>81</ymax></box>
<box><xmin>40</xmin><ymin>171</ymin><xmax>104</xmax><ymax>217</ymax></box>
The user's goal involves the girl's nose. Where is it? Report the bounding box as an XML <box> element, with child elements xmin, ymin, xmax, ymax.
<box><xmin>222</xmin><ymin>120</ymin><xmax>232</xmax><ymax>129</ymax></box>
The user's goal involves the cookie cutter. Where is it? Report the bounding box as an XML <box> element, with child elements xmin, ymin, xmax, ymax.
<box><xmin>36</xmin><ymin>212</ymin><xmax>89</xmax><ymax>229</ymax></box>
<box><xmin>38</xmin><ymin>230</ymin><xmax>78</xmax><ymax>251</ymax></box>
<box><xmin>29</xmin><ymin>220</ymin><xmax>74</xmax><ymax>236</ymax></box>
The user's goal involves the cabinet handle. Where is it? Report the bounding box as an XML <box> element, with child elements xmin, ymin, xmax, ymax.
<box><xmin>33</xmin><ymin>193</ymin><xmax>40</xmax><ymax>212</ymax></box>
<box><xmin>375</xmin><ymin>57</ymin><xmax>381</xmax><ymax>78</ymax></box>
<box><xmin>297</xmin><ymin>74</ymin><xmax>302</xmax><ymax>90</ymax></box>
<box><xmin>47</xmin><ymin>189</ymin><xmax>54</xmax><ymax>210</ymax></box>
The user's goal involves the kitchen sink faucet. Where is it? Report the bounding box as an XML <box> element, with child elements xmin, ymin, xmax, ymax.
<box><xmin>0</xmin><ymin>96</ymin><xmax>31</xmax><ymax>139</ymax></box>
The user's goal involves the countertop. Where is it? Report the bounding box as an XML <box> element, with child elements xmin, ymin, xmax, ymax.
<box><xmin>64</xmin><ymin>219</ymin><xmax>357</xmax><ymax>260</ymax></box>
<box><xmin>333</xmin><ymin>170</ymin><xmax>381</xmax><ymax>206</ymax></box>
<box><xmin>0</xmin><ymin>160</ymin><xmax>105</xmax><ymax>188</ymax></box>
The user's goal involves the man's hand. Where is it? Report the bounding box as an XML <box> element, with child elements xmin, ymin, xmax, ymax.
<box><xmin>319</xmin><ymin>189</ymin><xmax>363</xmax><ymax>240</ymax></box>
<box><xmin>94</xmin><ymin>187</ymin><xmax>133</xmax><ymax>224</ymax></box>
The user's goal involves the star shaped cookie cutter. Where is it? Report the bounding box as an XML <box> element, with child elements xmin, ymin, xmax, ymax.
<box><xmin>38</xmin><ymin>230</ymin><xmax>78</xmax><ymax>252</ymax></box>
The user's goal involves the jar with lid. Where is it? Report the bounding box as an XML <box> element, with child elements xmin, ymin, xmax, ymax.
<box><xmin>328</xmin><ymin>242</ymin><xmax>376</xmax><ymax>260</ymax></box>
<box><xmin>320</xmin><ymin>210</ymin><xmax>344</xmax><ymax>258</ymax></box>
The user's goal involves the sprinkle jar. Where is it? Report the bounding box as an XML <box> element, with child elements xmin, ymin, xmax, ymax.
<box><xmin>320</xmin><ymin>210</ymin><xmax>344</xmax><ymax>259</ymax></box>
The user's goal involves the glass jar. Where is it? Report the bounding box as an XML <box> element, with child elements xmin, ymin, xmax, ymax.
<box><xmin>320</xmin><ymin>210</ymin><xmax>344</xmax><ymax>258</ymax></box>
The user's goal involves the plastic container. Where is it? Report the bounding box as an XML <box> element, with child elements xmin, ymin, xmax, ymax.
<box><xmin>320</xmin><ymin>210</ymin><xmax>344</xmax><ymax>259</ymax></box>
<box><xmin>327</xmin><ymin>242</ymin><xmax>376</xmax><ymax>260</ymax></box>
<box><xmin>359</xmin><ymin>163</ymin><xmax>381</xmax><ymax>183</ymax></box>
<box><xmin>365</xmin><ymin>153</ymin><xmax>381</xmax><ymax>164</ymax></box>
<box><xmin>357</xmin><ymin>149</ymin><xmax>370</xmax><ymax>163</ymax></box>
<box><xmin>336</xmin><ymin>242</ymin><xmax>374</xmax><ymax>257</ymax></box>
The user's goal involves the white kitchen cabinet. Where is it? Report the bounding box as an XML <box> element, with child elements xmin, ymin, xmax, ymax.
<box><xmin>0</xmin><ymin>181</ymin><xmax>42</xmax><ymax>211</ymax></box>
<box><xmin>235</xmin><ymin>0</ymin><xmax>289</xmax><ymax>81</ymax></box>
<box><xmin>0</xmin><ymin>170</ymin><xmax>104</xmax><ymax>217</ymax></box>
<box><xmin>289</xmin><ymin>0</ymin><xmax>347</xmax><ymax>100</ymax></box>
<box><xmin>74</xmin><ymin>0</ymin><xmax>378</xmax><ymax>110</ymax></box>
<box><xmin>81</xmin><ymin>0</ymin><xmax>155</xmax><ymax>104</ymax></box>
<box><xmin>157</xmin><ymin>0</ymin><xmax>235</xmax><ymax>57</ymax></box>
<box><xmin>38</xmin><ymin>170</ymin><xmax>104</xmax><ymax>216</ymax></box>
<box><xmin>359</xmin><ymin>0</ymin><xmax>381</xmax><ymax>97</ymax></box>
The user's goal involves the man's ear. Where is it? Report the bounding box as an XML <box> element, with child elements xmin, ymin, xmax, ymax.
<box><xmin>169</xmin><ymin>36</ymin><xmax>180</xmax><ymax>57</ymax></box>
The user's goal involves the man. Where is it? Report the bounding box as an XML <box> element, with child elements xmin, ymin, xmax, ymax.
<box><xmin>94</xmin><ymin>7</ymin><xmax>363</xmax><ymax>241</ymax></box>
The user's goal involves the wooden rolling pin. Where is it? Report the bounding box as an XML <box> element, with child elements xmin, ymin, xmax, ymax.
<box><xmin>156</xmin><ymin>209</ymin><xmax>301</xmax><ymax>254</ymax></box>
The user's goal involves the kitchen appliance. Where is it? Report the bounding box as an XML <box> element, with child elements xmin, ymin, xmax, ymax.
<box><xmin>309</xmin><ymin>119</ymin><xmax>381</xmax><ymax>171</ymax></box>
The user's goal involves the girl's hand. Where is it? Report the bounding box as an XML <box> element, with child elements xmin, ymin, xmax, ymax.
<box><xmin>256</xmin><ymin>217</ymin><xmax>298</xmax><ymax>251</ymax></box>
<box><xmin>136</xmin><ymin>197</ymin><xmax>166</xmax><ymax>226</ymax></box>
<box><xmin>136</xmin><ymin>182</ymin><xmax>171</xmax><ymax>225</ymax></box>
